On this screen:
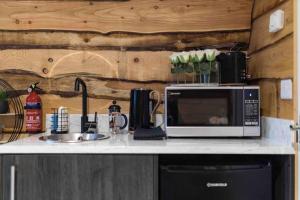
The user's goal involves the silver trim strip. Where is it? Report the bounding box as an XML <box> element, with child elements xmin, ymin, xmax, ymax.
<box><xmin>244</xmin><ymin>126</ymin><xmax>261</xmax><ymax>137</ymax></box>
<box><xmin>166</xmin><ymin>127</ymin><xmax>244</xmax><ymax>137</ymax></box>
<box><xmin>10</xmin><ymin>165</ymin><xmax>15</xmax><ymax>200</ymax></box>
<box><xmin>166</xmin><ymin>85</ymin><xmax>259</xmax><ymax>90</ymax></box>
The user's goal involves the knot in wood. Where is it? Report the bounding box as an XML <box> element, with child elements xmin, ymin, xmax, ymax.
<box><xmin>42</xmin><ymin>68</ymin><xmax>49</xmax><ymax>74</ymax></box>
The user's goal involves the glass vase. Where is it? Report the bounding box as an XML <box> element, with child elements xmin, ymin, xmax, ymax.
<box><xmin>199</xmin><ymin>73</ymin><xmax>210</xmax><ymax>84</ymax></box>
<box><xmin>210</xmin><ymin>61</ymin><xmax>219</xmax><ymax>84</ymax></box>
<box><xmin>198</xmin><ymin>61</ymin><xmax>219</xmax><ymax>85</ymax></box>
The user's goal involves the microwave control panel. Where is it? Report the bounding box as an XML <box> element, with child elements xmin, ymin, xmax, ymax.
<box><xmin>244</xmin><ymin>89</ymin><xmax>259</xmax><ymax>126</ymax></box>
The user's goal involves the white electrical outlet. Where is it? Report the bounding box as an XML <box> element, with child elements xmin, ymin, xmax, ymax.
<box><xmin>269</xmin><ymin>9</ymin><xmax>285</xmax><ymax>33</ymax></box>
<box><xmin>280</xmin><ymin>79</ymin><xmax>292</xmax><ymax>100</ymax></box>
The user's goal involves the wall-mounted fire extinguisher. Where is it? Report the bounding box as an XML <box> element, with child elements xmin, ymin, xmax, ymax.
<box><xmin>24</xmin><ymin>82</ymin><xmax>42</xmax><ymax>133</ymax></box>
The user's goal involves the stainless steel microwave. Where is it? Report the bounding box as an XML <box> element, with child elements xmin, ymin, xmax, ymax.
<box><xmin>165</xmin><ymin>85</ymin><xmax>260</xmax><ymax>137</ymax></box>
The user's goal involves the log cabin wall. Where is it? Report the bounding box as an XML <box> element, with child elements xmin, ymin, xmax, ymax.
<box><xmin>0</xmin><ymin>0</ymin><xmax>254</xmax><ymax>118</ymax></box>
<box><xmin>248</xmin><ymin>0</ymin><xmax>294</xmax><ymax>120</ymax></box>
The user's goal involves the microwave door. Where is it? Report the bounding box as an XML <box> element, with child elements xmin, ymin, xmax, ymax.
<box><xmin>166</xmin><ymin>89</ymin><xmax>245</xmax><ymax>137</ymax></box>
<box><xmin>177</xmin><ymin>98</ymin><xmax>229</xmax><ymax>126</ymax></box>
<box><xmin>230</xmin><ymin>90</ymin><xmax>244</xmax><ymax>126</ymax></box>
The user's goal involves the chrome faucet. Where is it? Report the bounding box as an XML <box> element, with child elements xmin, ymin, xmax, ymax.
<box><xmin>74</xmin><ymin>78</ymin><xmax>97</xmax><ymax>133</ymax></box>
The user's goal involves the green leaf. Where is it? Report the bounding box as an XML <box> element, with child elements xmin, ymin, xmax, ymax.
<box><xmin>185</xmin><ymin>65</ymin><xmax>194</xmax><ymax>73</ymax></box>
<box><xmin>0</xmin><ymin>90</ymin><xmax>7</xmax><ymax>101</ymax></box>
<box><xmin>199</xmin><ymin>62</ymin><xmax>210</xmax><ymax>73</ymax></box>
<box><xmin>194</xmin><ymin>64</ymin><xmax>201</xmax><ymax>73</ymax></box>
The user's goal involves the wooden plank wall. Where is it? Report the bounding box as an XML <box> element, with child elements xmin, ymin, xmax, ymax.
<box><xmin>0</xmin><ymin>0</ymin><xmax>253</xmax><ymax>117</ymax></box>
<box><xmin>248</xmin><ymin>0</ymin><xmax>294</xmax><ymax>119</ymax></box>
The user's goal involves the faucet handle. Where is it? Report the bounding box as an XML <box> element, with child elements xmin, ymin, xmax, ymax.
<box><xmin>84</xmin><ymin>122</ymin><xmax>98</xmax><ymax>134</ymax></box>
<box><xmin>87</xmin><ymin>112</ymin><xmax>98</xmax><ymax>133</ymax></box>
<box><xmin>94</xmin><ymin>112</ymin><xmax>98</xmax><ymax>122</ymax></box>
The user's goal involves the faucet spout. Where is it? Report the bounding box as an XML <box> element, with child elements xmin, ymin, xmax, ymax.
<box><xmin>74</xmin><ymin>78</ymin><xmax>88</xmax><ymax>133</ymax></box>
<box><xmin>75</xmin><ymin>78</ymin><xmax>87</xmax><ymax>117</ymax></box>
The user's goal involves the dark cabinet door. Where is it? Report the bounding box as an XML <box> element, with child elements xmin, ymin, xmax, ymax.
<box><xmin>2</xmin><ymin>155</ymin><xmax>155</xmax><ymax>200</ymax></box>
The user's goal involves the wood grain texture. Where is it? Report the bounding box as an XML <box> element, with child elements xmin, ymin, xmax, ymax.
<box><xmin>2</xmin><ymin>155</ymin><xmax>155</xmax><ymax>200</ymax></box>
<box><xmin>248</xmin><ymin>34</ymin><xmax>293</xmax><ymax>79</ymax></box>
<box><xmin>278</xmin><ymin>96</ymin><xmax>294</xmax><ymax>119</ymax></box>
<box><xmin>0</xmin><ymin>49</ymin><xmax>172</xmax><ymax>81</ymax></box>
<box><xmin>20</xmin><ymin>94</ymin><xmax>163</xmax><ymax>115</ymax></box>
<box><xmin>275</xmin><ymin>78</ymin><xmax>294</xmax><ymax>120</ymax></box>
<box><xmin>248</xmin><ymin>0</ymin><xmax>294</xmax><ymax>120</ymax></box>
<box><xmin>0</xmin><ymin>0</ymin><xmax>253</xmax><ymax>33</ymax></box>
<box><xmin>252</xmin><ymin>0</ymin><xmax>288</xmax><ymax>19</ymax></box>
<box><xmin>0</xmin><ymin>71</ymin><xmax>166</xmax><ymax>100</ymax></box>
<box><xmin>249</xmin><ymin>0</ymin><xmax>293</xmax><ymax>53</ymax></box>
<box><xmin>258</xmin><ymin>80</ymin><xmax>278</xmax><ymax>117</ymax></box>
<box><xmin>0</xmin><ymin>0</ymin><xmax>254</xmax><ymax>125</ymax></box>
<box><xmin>0</xmin><ymin>114</ymin><xmax>18</xmax><ymax>131</ymax></box>
<box><xmin>0</xmin><ymin>49</ymin><xmax>167</xmax><ymax>117</ymax></box>
<box><xmin>257</xmin><ymin>79</ymin><xmax>293</xmax><ymax>119</ymax></box>
<box><xmin>24</xmin><ymin>94</ymin><xmax>132</xmax><ymax>114</ymax></box>
<box><xmin>0</xmin><ymin>30</ymin><xmax>250</xmax><ymax>51</ymax></box>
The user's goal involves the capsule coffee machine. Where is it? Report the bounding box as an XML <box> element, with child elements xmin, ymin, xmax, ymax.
<box><xmin>129</xmin><ymin>88</ymin><xmax>161</xmax><ymax>133</ymax></box>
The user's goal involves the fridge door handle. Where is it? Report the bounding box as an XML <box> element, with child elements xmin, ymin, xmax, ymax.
<box><xmin>290</xmin><ymin>124</ymin><xmax>300</xmax><ymax>131</ymax></box>
<box><xmin>10</xmin><ymin>165</ymin><xmax>15</xmax><ymax>200</ymax></box>
<box><xmin>290</xmin><ymin>124</ymin><xmax>300</xmax><ymax>143</ymax></box>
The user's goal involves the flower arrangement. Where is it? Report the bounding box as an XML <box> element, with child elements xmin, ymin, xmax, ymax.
<box><xmin>170</xmin><ymin>49</ymin><xmax>220</xmax><ymax>83</ymax></box>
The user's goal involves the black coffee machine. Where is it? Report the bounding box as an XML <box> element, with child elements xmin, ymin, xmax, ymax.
<box><xmin>217</xmin><ymin>51</ymin><xmax>247</xmax><ymax>84</ymax></box>
<box><xmin>129</xmin><ymin>88</ymin><xmax>160</xmax><ymax>132</ymax></box>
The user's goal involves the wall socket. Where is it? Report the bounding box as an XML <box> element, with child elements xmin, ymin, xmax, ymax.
<box><xmin>280</xmin><ymin>79</ymin><xmax>292</xmax><ymax>100</ymax></box>
<box><xmin>269</xmin><ymin>9</ymin><xmax>285</xmax><ymax>33</ymax></box>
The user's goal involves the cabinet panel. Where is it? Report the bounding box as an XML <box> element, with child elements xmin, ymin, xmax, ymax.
<box><xmin>2</xmin><ymin>155</ymin><xmax>155</xmax><ymax>200</ymax></box>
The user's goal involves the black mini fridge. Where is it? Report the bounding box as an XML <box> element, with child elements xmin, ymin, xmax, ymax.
<box><xmin>160</xmin><ymin>163</ymin><xmax>272</xmax><ymax>200</ymax></box>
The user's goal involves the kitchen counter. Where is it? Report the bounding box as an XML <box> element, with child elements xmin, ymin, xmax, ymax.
<box><xmin>0</xmin><ymin>133</ymin><xmax>295</xmax><ymax>154</ymax></box>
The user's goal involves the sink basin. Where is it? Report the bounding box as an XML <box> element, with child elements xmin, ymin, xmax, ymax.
<box><xmin>39</xmin><ymin>133</ymin><xmax>110</xmax><ymax>143</ymax></box>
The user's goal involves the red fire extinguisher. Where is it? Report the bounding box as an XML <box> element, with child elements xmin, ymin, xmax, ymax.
<box><xmin>25</xmin><ymin>82</ymin><xmax>42</xmax><ymax>133</ymax></box>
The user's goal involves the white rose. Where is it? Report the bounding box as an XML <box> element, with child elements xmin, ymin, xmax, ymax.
<box><xmin>189</xmin><ymin>50</ymin><xmax>196</xmax><ymax>57</ymax></box>
<box><xmin>178</xmin><ymin>52</ymin><xmax>190</xmax><ymax>64</ymax></box>
<box><xmin>189</xmin><ymin>51</ymin><xmax>197</xmax><ymax>62</ymax></box>
<box><xmin>205</xmin><ymin>49</ymin><xmax>220</xmax><ymax>62</ymax></box>
<box><xmin>169</xmin><ymin>53</ymin><xmax>179</xmax><ymax>64</ymax></box>
<box><xmin>195</xmin><ymin>50</ymin><xmax>205</xmax><ymax>62</ymax></box>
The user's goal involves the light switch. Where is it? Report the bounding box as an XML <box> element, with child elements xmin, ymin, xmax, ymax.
<box><xmin>280</xmin><ymin>79</ymin><xmax>292</xmax><ymax>100</ymax></box>
<box><xmin>269</xmin><ymin>9</ymin><xmax>285</xmax><ymax>33</ymax></box>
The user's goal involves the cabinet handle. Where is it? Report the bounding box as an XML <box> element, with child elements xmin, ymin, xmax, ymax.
<box><xmin>10</xmin><ymin>165</ymin><xmax>15</xmax><ymax>200</ymax></box>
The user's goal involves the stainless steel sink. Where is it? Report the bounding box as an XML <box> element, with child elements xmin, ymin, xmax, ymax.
<box><xmin>39</xmin><ymin>133</ymin><xmax>110</xmax><ymax>143</ymax></box>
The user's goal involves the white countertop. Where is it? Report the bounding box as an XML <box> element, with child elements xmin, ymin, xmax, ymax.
<box><xmin>0</xmin><ymin>133</ymin><xmax>295</xmax><ymax>155</ymax></box>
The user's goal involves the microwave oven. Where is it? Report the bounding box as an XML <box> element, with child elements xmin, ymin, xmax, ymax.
<box><xmin>165</xmin><ymin>85</ymin><xmax>260</xmax><ymax>137</ymax></box>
